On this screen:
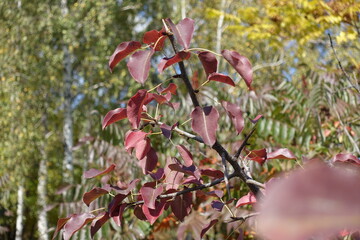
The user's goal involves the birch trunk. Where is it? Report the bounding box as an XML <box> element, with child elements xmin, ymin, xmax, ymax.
<box><xmin>15</xmin><ymin>183</ymin><xmax>24</xmax><ymax>240</ymax></box>
<box><xmin>37</xmin><ymin>153</ymin><xmax>49</xmax><ymax>240</ymax></box>
<box><xmin>216</xmin><ymin>0</ymin><xmax>226</xmax><ymax>54</ymax></box>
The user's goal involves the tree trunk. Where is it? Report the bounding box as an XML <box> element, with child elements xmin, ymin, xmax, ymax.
<box><xmin>37</xmin><ymin>145</ymin><xmax>49</xmax><ymax>240</ymax></box>
<box><xmin>15</xmin><ymin>183</ymin><xmax>24</xmax><ymax>240</ymax></box>
<box><xmin>216</xmin><ymin>0</ymin><xmax>226</xmax><ymax>54</ymax></box>
<box><xmin>61</xmin><ymin>0</ymin><xmax>74</xmax><ymax>182</ymax></box>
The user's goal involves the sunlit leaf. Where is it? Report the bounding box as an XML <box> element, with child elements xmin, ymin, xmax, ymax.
<box><xmin>127</xmin><ymin>49</ymin><xmax>155</xmax><ymax>85</ymax></box>
<box><xmin>166</xmin><ymin>18</ymin><xmax>195</xmax><ymax>49</ymax></box>
<box><xmin>191</xmin><ymin>106</ymin><xmax>219</xmax><ymax>146</ymax></box>
<box><xmin>109</xmin><ymin>41</ymin><xmax>142</xmax><ymax>72</ymax></box>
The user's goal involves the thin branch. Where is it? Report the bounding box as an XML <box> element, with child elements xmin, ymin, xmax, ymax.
<box><xmin>229</xmin><ymin>212</ymin><xmax>260</xmax><ymax>223</ymax></box>
<box><xmin>328</xmin><ymin>34</ymin><xmax>360</xmax><ymax>95</ymax></box>
<box><xmin>245</xmin><ymin>179</ymin><xmax>265</xmax><ymax>189</ymax></box>
<box><xmin>221</xmin><ymin>152</ymin><xmax>231</xmax><ymax>199</ymax></box>
<box><xmin>234</xmin><ymin>127</ymin><xmax>256</xmax><ymax>159</ymax></box>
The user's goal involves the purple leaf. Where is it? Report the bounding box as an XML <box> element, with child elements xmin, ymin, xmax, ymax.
<box><xmin>108</xmin><ymin>194</ymin><xmax>128</xmax><ymax>216</ymax></box>
<box><xmin>170</xmin><ymin>191</ymin><xmax>192</xmax><ymax>221</ymax></box>
<box><xmin>102</xmin><ymin>108</ymin><xmax>127</xmax><ymax>130</ymax></box>
<box><xmin>52</xmin><ymin>217</ymin><xmax>71</xmax><ymax>240</ymax></box>
<box><xmin>200</xmin><ymin>219</ymin><xmax>218</xmax><ymax>238</ymax></box>
<box><xmin>166</xmin><ymin>18</ymin><xmax>195</xmax><ymax>49</ymax></box>
<box><xmin>111</xmin><ymin>203</ymin><xmax>127</xmax><ymax>226</ymax></box>
<box><xmin>109</xmin><ymin>41</ymin><xmax>142</xmax><ymax>72</ymax></box>
<box><xmin>83</xmin><ymin>164</ymin><xmax>116</xmax><ymax>179</ymax></box>
<box><xmin>83</xmin><ymin>187</ymin><xmax>109</xmax><ymax>207</ymax></box>
<box><xmin>211</xmin><ymin>200</ymin><xmax>224</xmax><ymax>212</ymax></box>
<box><xmin>112</xmin><ymin>179</ymin><xmax>140</xmax><ymax>195</ymax></box>
<box><xmin>191</xmin><ymin>106</ymin><xmax>219</xmax><ymax>146</ymax></box>
<box><xmin>90</xmin><ymin>212</ymin><xmax>110</xmax><ymax>239</ymax></box>
<box><xmin>222</xmin><ymin>50</ymin><xmax>253</xmax><ymax>89</ymax></box>
<box><xmin>124</xmin><ymin>130</ymin><xmax>148</xmax><ymax>153</ymax></box>
<box><xmin>200</xmin><ymin>168</ymin><xmax>224</xmax><ymax>178</ymax></box>
<box><xmin>140</xmin><ymin>184</ymin><xmax>163</xmax><ymax>210</ymax></box>
<box><xmin>142</xmin><ymin>200</ymin><xmax>166</xmax><ymax>225</ymax></box>
<box><xmin>207</xmin><ymin>190</ymin><xmax>224</xmax><ymax>198</ymax></box>
<box><xmin>134</xmin><ymin>138</ymin><xmax>151</xmax><ymax>160</ymax></box>
<box><xmin>177</xmin><ymin>144</ymin><xmax>193</xmax><ymax>167</ymax></box>
<box><xmin>63</xmin><ymin>213</ymin><xmax>96</xmax><ymax>240</ymax></box>
<box><xmin>134</xmin><ymin>205</ymin><xmax>147</xmax><ymax>221</ymax></box>
<box><xmin>168</xmin><ymin>163</ymin><xmax>201</xmax><ymax>180</ymax></box>
<box><xmin>207</xmin><ymin>73</ymin><xmax>235</xmax><ymax>87</ymax></box>
<box><xmin>138</xmin><ymin>148</ymin><xmax>158</xmax><ymax>174</ymax></box>
<box><xmin>158</xmin><ymin>51</ymin><xmax>191</xmax><ymax>73</ymax></box>
<box><xmin>221</xmin><ymin>101</ymin><xmax>244</xmax><ymax>135</ymax></box>
<box><xmin>267</xmin><ymin>148</ymin><xmax>296</xmax><ymax>160</ymax></box>
<box><xmin>198</xmin><ymin>51</ymin><xmax>217</xmax><ymax>76</ymax></box>
<box><xmin>236</xmin><ymin>192</ymin><xmax>257</xmax><ymax>208</ymax></box>
<box><xmin>150</xmin><ymin>168</ymin><xmax>165</xmax><ymax>180</ymax></box>
<box><xmin>127</xmin><ymin>89</ymin><xmax>148</xmax><ymax>129</ymax></box>
<box><xmin>127</xmin><ymin>49</ymin><xmax>155</xmax><ymax>85</ymax></box>
<box><xmin>160</xmin><ymin>123</ymin><xmax>172</xmax><ymax>139</ymax></box>
<box><xmin>164</xmin><ymin>157</ymin><xmax>184</xmax><ymax>190</ymax></box>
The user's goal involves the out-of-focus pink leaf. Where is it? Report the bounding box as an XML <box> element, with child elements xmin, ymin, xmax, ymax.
<box><xmin>150</xmin><ymin>93</ymin><xmax>167</xmax><ymax>104</ymax></box>
<box><xmin>52</xmin><ymin>217</ymin><xmax>71</xmax><ymax>240</ymax></box>
<box><xmin>134</xmin><ymin>205</ymin><xmax>147</xmax><ymax>221</ymax></box>
<box><xmin>182</xmin><ymin>176</ymin><xmax>202</xmax><ymax>185</ymax></box>
<box><xmin>247</xmin><ymin>148</ymin><xmax>267</xmax><ymax>165</ymax></box>
<box><xmin>127</xmin><ymin>49</ymin><xmax>155</xmax><ymax>85</ymax></box>
<box><xmin>108</xmin><ymin>194</ymin><xmax>127</xmax><ymax>216</ymax></box>
<box><xmin>112</xmin><ymin>203</ymin><xmax>127</xmax><ymax>226</ymax></box>
<box><xmin>221</xmin><ymin>50</ymin><xmax>253</xmax><ymax>89</ymax></box>
<box><xmin>208</xmin><ymin>73</ymin><xmax>235</xmax><ymax>87</ymax></box>
<box><xmin>143</xmin><ymin>29</ymin><xmax>166</xmax><ymax>51</ymax></box>
<box><xmin>177</xmin><ymin>211</ymin><xmax>207</xmax><ymax>240</ymax></box>
<box><xmin>124</xmin><ymin>130</ymin><xmax>148</xmax><ymax>153</ymax></box>
<box><xmin>138</xmin><ymin>148</ymin><xmax>158</xmax><ymax>174</ymax></box>
<box><xmin>191</xmin><ymin>106</ymin><xmax>219</xmax><ymax>146</ymax></box>
<box><xmin>83</xmin><ymin>188</ymin><xmax>109</xmax><ymax>207</ymax></box>
<box><xmin>211</xmin><ymin>200</ymin><xmax>224</xmax><ymax>212</ymax></box>
<box><xmin>200</xmin><ymin>168</ymin><xmax>224</xmax><ymax>178</ymax></box>
<box><xmin>157</xmin><ymin>83</ymin><xmax>177</xmax><ymax>95</ymax></box>
<box><xmin>90</xmin><ymin>212</ymin><xmax>110</xmax><ymax>239</ymax></box>
<box><xmin>164</xmin><ymin>157</ymin><xmax>184</xmax><ymax>190</ymax></box>
<box><xmin>171</xmin><ymin>191</ymin><xmax>192</xmax><ymax>221</ymax></box>
<box><xmin>169</xmin><ymin>163</ymin><xmax>201</xmax><ymax>180</ymax></box>
<box><xmin>200</xmin><ymin>219</ymin><xmax>218</xmax><ymax>238</ymax></box>
<box><xmin>236</xmin><ymin>192</ymin><xmax>257</xmax><ymax>207</ymax></box>
<box><xmin>140</xmin><ymin>184</ymin><xmax>163</xmax><ymax>210</ymax></box>
<box><xmin>158</xmin><ymin>51</ymin><xmax>191</xmax><ymax>73</ymax></box>
<box><xmin>221</xmin><ymin>101</ymin><xmax>244</xmax><ymax>134</ymax></box>
<box><xmin>206</xmin><ymin>190</ymin><xmax>224</xmax><ymax>198</ymax></box>
<box><xmin>142</xmin><ymin>200</ymin><xmax>166</xmax><ymax>225</ymax></box>
<box><xmin>160</xmin><ymin>123</ymin><xmax>172</xmax><ymax>139</ymax></box>
<box><xmin>267</xmin><ymin>148</ymin><xmax>296</xmax><ymax>160</ymax></box>
<box><xmin>250</xmin><ymin>114</ymin><xmax>263</xmax><ymax>124</ymax></box>
<box><xmin>83</xmin><ymin>164</ymin><xmax>116</xmax><ymax>179</ymax></box>
<box><xmin>109</xmin><ymin>41</ymin><xmax>142</xmax><ymax>72</ymax></box>
<box><xmin>257</xmin><ymin>162</ymin><xmax>360</xmax><ymax>240</ymax></box>
<box><xmin>135</xmin><ymin>138</ymin><xmax>151</xmax><ymax>160</ymax></box>
<box><xmin>112</xmin><ymin>179</ymin><xmax>140</xmax><ymax>195</ymax></box>
<box><xmin>166</xmin><ymin>18</ymin><xmax>195</xmax><ymax>49</ymax></box>
<box><xmin>177</xmin><ymin>144</ymin><xmax>193</xmax><ymax>167</ymax></box>
<box><xmin>63</xmin><ymin>213</ymin><xmax>96</xmax><ymax>240</ymax></box>
<box><xmin>102</xmin><ymin>108</ymin><xmax>127</xmax><ymax>130</ymax></box>
<box><xmin>332</xmin><ymin>153</ymin><xmax>360</xmax><ymax>166</ymax></box>
<box><xmin>198</xmin><ymin>51</ymin><xmax>217</xmax><ymax>76</ymax></box>
<box><xmin>127</xmin><ymin>89</ymin><xmax>148</xmax><ymax>129</ymax></box>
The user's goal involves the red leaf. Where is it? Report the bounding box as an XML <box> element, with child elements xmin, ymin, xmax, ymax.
<box><xmin>109</xmin><ymin>41</ymin><xmax>142</xmax><ymax>72</ymax></box>
<box><xmin>90</xmin><ymin>212</ymin><xmax>110</xmax><ymax>238</ymax></box>
<box><xmin>332</xmin><ymin>153</ymin><xmax>360</xmax><ymax>166</ymax></box>
<box><xmin>150</xmin><ymin>168</ymin><xmax>165</xmax><ymax>180</ymax></box>
<box><xmin>211</xmin><ymin>200</ymin><xmax>224</xmax><ymax>212</ymax></box>
<box><xmin>160</xmin><ymin>123</ymin><xmax>172</xmax><ymax>139</ymax></box>
<box><xmin>127</xmin><ymin>90</ymin><xmax>148</xmax><ymax>129</ymax></box>
<box><xmin>169</xmin><ymin>163</ymin><xmax>201</xmax><ymax>180</ymax></box>
<box><xmin>63</xmin><ymin>213</ymin><xmax>96</xmax><ymax>240</ymax></box>
<box><xmin>164</xmin><ymin>157</ymin><xmax>184</xmax><ymax>190</ymax></box>
<box><xmin>198</xmin><ymin>51</ymin><xmax>218</xmax><ymax>76</ymax></box>
<box><xmin>191</xmin><ymin>106</ymin><xmax>219</xmax><ymax>146</ymax></box>
<box><xmin>142</xmin><ymin>200</ymin><xmax>166</xmax><ymax>225</ymax></box>
<box><xmin>157</xmin><ymin>83</ymin><xmax>177</xmax><ymax>95</ymax></box>
<box><xmin>83</xmin><ymin>164</ymin><xmax>116</xmax><ymax>179</ymax></box>
<box><xmin>170</xmin><ymin>191</ymin><xmax>192</xmax><ymax>221</ymax></box>
<box><xmin>221</xmin><ymin>101</ymin><xmax>244</xmax><ymax>134</ymax></box>
<box><xmin>267</xmin><ymin>148</ymin><xmax>296</xmax><ymax>160</ymax></box>
<box><xmin>250</xmin><ymin>114</ymin><xmax>263</xmax><ymax>123</ymax></box>
<box><xmin>124</xmin><ymin>130</ymin><xmax>148</xmax><ymax>153</ymax></box>
<box><xmin>108</xmin><ymin>194</ymin><xmax>128</xmax><ymax>216</ymax></box>
<box><xmin>140</xmin><ymin>184</ymin><xmax>163</xmax><ymax>209</ymax></box>
<box><xmin>52</xmin><ymin>217</ymin><xmax>71</xmax><ymax>240</ymax></box>
<box><xmin>102</xmin><ymin>108</ymin><xmax>127</xmax><ymax>130</ymax></box>
<box><xmin>166</xmin><ymin>18</ymin><xmax>195</xmax><ymax>49</ymax></box>
<box><xmin>112</xmin><ymin>203</ymin><xmax>127</xmax><ymax>226</ymax></box>
<box><xmin>83</xmin><ymin>188</ymin><xmax>108</xmax><ymax>207</ymax></box>
<box><xmin>138</xmin><ymin>148</ymin><xmax>158</xmax><ymax>174</ymax></box>
<box><xmin>200</xmin><ymin>219</ymin><xmax>218</xmax><ymax>238</ymax></box>
<box><xmin>200</xmin><ymin>168</ymin><xmax>224</xmax><ymax>178</ymax></box>
<box><xmin>177</xmin><ymin>144</ymin><xmax>193</xmax><ymax>167</ymax></box>
<box><xmin>134</xmin><ymin>205</ymin><xmax>147</xmax><ymax>221</ymax></box>
<box><xmin>143</xmin><ymin>29</ymin><xmax>166</xmax><ymax>51</ymax></box>
<box><xmin>221</xmin><ymin>50</ymin><xmax>253</xmax><ymax>89</ymax></box>
<box><xmin>113</xmin><ymin>179</ymin><xmax>140</xmax><ymax>195</ymax></box>
<box><xmin>247</xmin><ymin>148</ymin><xmax>267</xmax><ymax>165</ymax></box>
<box><xmin>151</xmin><ymin>93</ymin><xmax>168</xmax><ymax>104</ymax></box>
<box><xmin>158</xmin><ymin>51</ymin><xmax>191</xmax><ymax>73</ymax></box>
<box><xmin>135</xmin><ymin>138</ymin><xmax>151</xmax><ymax>160</ymax></box>
<box><xmin>236</xmin><ymin>192</ymin><xmax>257</xmax><ymax>207</ymax></box>
<box><xmin>127</xmin><ymin>49</ymin><xmax>155</xmax><ymax>85</ymax></box>
<box><xmin>207</xmin><ymin>190</ymin><xmax>224</xmax><ymax>198</ymax></box>
<box><xmin>208</xmin><ymin>73</ymin><xmax>235</xmax><ymax>87</ymax></box>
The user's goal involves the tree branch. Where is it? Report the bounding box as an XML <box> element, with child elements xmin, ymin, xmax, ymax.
<box><xmin>234</xmin><ymin>127</ymin><xmax>256</xmax><ymax>159</ymax></box>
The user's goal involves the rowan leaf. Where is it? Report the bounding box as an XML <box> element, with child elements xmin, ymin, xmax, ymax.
<box><xmin>83</xmin><ymin>164</ymin><xmax>116</xmax><ymax>179</ymax></box>
<box><xmin>221</xmin><ymin>49</ymin><xmax>253</xmax><ymax>89</ymax></box>
<box><xmin>109</xmin><ymin>41</ymin><xmax>142</xmax><ymax>72</ymax></box>
<box><xmin>191</xmin><ymin>106</ymin><xmax>219</xmax><ymax>146</ymax></box>
<box><xmin>198</xmin><ymin>51</ymin><xmax>217</xmax><ymax>76</ymax></box>
<box><xmin>127</xmin><ymin>49</ymin><xmax>155</xmax><ymax>85</ymax></box>
<box><xmin>158</xmin><ymin>51</ymin><xmax>191</xmax><ymax>73</ymax></box>
<box><xmin>102</xmin><ymin>108</ymin><xmax>127</xmax><ymax>130</ymax></box>
<box><xmin>221</xmin><ymin>101</ymin><xmax>244</xmax><ymax>134</ymax></box>
<box><xmin>166</xmin><ymin>18</ymin><xmax>195</xmax><ymax>49</ymax></box>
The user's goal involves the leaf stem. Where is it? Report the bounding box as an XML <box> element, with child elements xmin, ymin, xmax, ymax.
<box><xmin>187</xmin><ymin>48</ymin><xmax>222</xmax><ymax>57</ymax></box>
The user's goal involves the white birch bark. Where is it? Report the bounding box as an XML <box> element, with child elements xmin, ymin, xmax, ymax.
<box><xmin>15</xmin><ymin>183</ymin><xmax>24</xmax><ymax>240</ymax></box>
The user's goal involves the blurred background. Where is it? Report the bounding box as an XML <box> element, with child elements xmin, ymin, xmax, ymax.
<box><xmin>1</xmin><ymin>0</ymin><xmax>359</xmax><ymax>239</ymax></box>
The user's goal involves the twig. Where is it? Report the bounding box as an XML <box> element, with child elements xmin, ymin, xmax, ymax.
<box><xmin>221</xmin><ymin>152</ymin><xmax>231</xmax><ymax>199</ymax></box>
<box><xmin>328</xmin><ymin>34</ymin><xmax>360</xmax><ymax>95</ymax></box>
<box><xmin>229</xmin><ymin>212</ymin><xmax>260</xmax><ymax>223</ymax></box>
<box><xmin>245</xmin><ymin>179</ymin><xmax>265</xmax><ymax>189</ymax></box>
<box><xmin>234</xmin><ymin>127</ymin><xmax>256</xmax><ymax>159</ymax></box>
